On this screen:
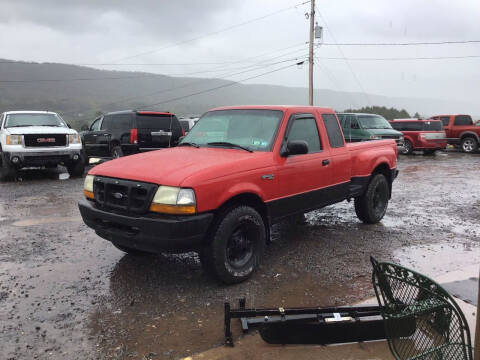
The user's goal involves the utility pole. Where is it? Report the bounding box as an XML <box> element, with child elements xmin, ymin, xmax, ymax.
<box><xmin>308</xmin><ymin>0</ymin><xmax>315</xmax><ymax>106</ymax></box>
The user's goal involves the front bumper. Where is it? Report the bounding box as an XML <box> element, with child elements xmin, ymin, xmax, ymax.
<box><xmin>3</xmin><ymin>149</ymin><xmax>83</xmax><ymax>168</ymax></box>
<box><xmin>78</xmin><ymin>199</ymin><xmax>214</xmax><ymax>253</ymax></box>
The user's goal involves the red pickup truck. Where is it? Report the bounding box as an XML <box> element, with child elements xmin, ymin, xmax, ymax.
<box><xmin>429</xmin><ymin>114</ymin><xmax>480</xmax><ymax>153</ymax></box>
<box><xmin>79</xmin><ymin>105</ymin><xmax>398</xmax><ymax>283</ymax></box>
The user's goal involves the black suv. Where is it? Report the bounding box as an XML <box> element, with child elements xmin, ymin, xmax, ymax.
<box><xmin>81</xmin><ymin>110</ymin><xmax>183</xmax><ymax>158</ymax></box>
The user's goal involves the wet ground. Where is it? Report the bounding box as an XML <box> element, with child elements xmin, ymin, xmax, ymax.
<box><xmin>0</xmin><ymin>151</ymin><xmax>479</xmax><ymax>360</ymax></box>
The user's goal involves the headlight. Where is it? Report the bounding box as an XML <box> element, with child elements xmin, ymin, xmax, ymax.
<box><xmin>83</xmin><ymin>175</ymin><xmax>94</xmax><ymax>199</ymax></box>
<box><xmin>6</xmin><ymin>135</ymin><xmax>22</xmax><ymax>145</ymax></box>
<box><xmin>150</xmin><ymin>186</ymin><xmax>196</xmax><ymax>214</ymax></box>
<box><xmin>68</xmin><ymin>134</ymin><xmax>81</xmax><ymax>144</ymax></box>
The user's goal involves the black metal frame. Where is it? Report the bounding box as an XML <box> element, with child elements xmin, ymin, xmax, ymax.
<box><xmin>224</xmin><ymin>298</ymin><xmax>390</xmax><ymax>346</ymax></box>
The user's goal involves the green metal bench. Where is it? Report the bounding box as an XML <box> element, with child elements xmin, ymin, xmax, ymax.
<box><xmin>371</xmin><ymin>257</ymin><xmax>473</xmax><ymax>360</ymax></box>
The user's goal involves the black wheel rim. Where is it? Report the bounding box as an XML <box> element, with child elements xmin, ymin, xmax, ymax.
<box><xmin>226</xmin><ymin>220</ymin><xmax>256</xmax><ymax>269</ymax></box>
<box><xmin>403</xmin><ymin>141</ymin><xmax>411</xmax><ymax>154</ymax></box>
<box><xmin>372</xmin><ymin>182</ymin><xmax>388</xmax><ymax>218</ymax></box>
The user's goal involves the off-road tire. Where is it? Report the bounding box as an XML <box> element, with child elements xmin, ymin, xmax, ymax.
<box><xmin>66</xmin><ymin>158</ymin><xmax>85</xmax><ymax>178</ymax></box>
<box><xmin>401</xmin><ymin>139</ymin><xmax>413</xmax><ymax>155</ymax></box>
<box><xmin>111</xmin><ymin>146</ymin><xmax>124</xmax><ymax>158</ymax></box>
<box><xmin>112</xmin><ymin>243</ymin><xmax>149</xmax><ymax>256</ymax></box>
<box><xmin>461</xmin><ymin>137</ymin><xmax>478</xmax><ymax>153</ymax></box>
<box><xmin>200</xmin><ymin>205</ymin><xmax>266</xmax><ymax>284</ymax></box>
<box><xmin>354</xmin><ymin>173</ymin><xmax>389</xmax><ymax>224</ymax></box>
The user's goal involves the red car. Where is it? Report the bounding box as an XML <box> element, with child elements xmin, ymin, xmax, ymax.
<box><xmin>79</xmin><ymin>105</ymin><xmax>398</xmax><ymax>283</ymax></box>
<box><xmin>389</xmin><ymin>118</ymin><xmax>447</xmax><ymax>155</ymax></box>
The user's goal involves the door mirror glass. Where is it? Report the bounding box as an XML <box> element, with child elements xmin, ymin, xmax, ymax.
<box><xmin>283</xmin><ymin>140</ymin><xmax>309</xmax><ymax>156</ymax></box>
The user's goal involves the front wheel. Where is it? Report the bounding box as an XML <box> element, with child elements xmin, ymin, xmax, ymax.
<box><xmin>200</xmin><ymin>205</ymin><xmax>266</xmax><ymax>284</ymax></box>
<box><xmin>0</xmin><ymin>153</ymin><xmax>16</xmax><ymax>181</ymax></box>
<box><xmin>66</xmin><ymin>159</ymin><xmax>85</xmax><ymax>178</ymax></box>
<box><xmin>354</xmin><ymin>173</ymin><xmax>389</xmax><ymax>224</ymax></box>
<box><xmin>111</xmin><ymin>146</ymin><xmax>124</xmax><ymax>158</ymax></box>
<box><xmin>401</xmin><ymin>139</ymin><xmax>413</xmax><ymax>155</ymax></box>
<box><xmin>461</xmin><ymin>137</ymin><xmax>478</xmax><ymax>153</ymax></box>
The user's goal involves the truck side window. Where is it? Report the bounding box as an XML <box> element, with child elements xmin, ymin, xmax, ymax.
<box><xmin>287</xmin><ymin>117</ymin><xmax>321</xmax><ymax>153</ymax></box>
<box><xmin>322</xmin><ymin>114</ymin><xmax>345</xmax><ymax>148</ymax></box>
<box><xmin>109</xmin><ymin>114</ymin><xmax>132</xmax><ymax>130</ymax></box>
<box><xmin>349</xmin><ymin>116</ymin><xmax>360</xmax><ymax>129</ymax></box>
<box><xmin>90</xmin><ymin>118</ymin><xmax>101</xmax><ymax>131</ymax></box>
<box><xmin>440</xmin><ymin>116</ymin><xmax>450</xmax><ymax>126</ymax></box>
<box><xmin>454</xmin><ymin>115</ymin><xmax>473</xmax><ymax>126</ymax></box>
<box><xmin>101</xmin><ymin>115</ymin><xmax>113</xmax><ymax>130</ymax></box>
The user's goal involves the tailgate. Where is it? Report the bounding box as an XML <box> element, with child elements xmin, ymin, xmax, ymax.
<box><xmin>136</xmin><ymin>114</ymin><xmax>177</xmax><ymax>148</ymax></box>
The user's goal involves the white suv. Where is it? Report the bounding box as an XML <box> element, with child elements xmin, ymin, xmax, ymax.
<box><xmin>0</xmin><ymin>111</ymin><xmax>85</xmax><ymax>180</ymax></box>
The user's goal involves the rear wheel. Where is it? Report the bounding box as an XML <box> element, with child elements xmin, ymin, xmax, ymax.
<box><xmin>111</xmin><ymin>146</ymin><xmax>124</xmax><ymax>158</ymax></box>
<box><xmin>200</xmin><ymin>205</ymin><xmax>266</xmax><ymax>284</ymax></box>
<box><xmin>354</xmin><ymin>173</ymin><xmax>389</xmax><ymax>224</ymax></box>
<box><xmin>401</xmin><ymin>139</ymin><xmax>413</xmax><ymax>155</ymax></box>
<box><xmin>461</xmin><ymin>137</ymin><xmax>478</xmax><ymax>153</ymax></box>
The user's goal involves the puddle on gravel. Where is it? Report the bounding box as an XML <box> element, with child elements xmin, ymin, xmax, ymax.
<box><xmin>394</xmin><ymin>242</ymin><xmax>479</xmax><ymax>277</ymax></box>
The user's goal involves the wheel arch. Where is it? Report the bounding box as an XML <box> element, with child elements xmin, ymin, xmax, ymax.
<box><xmin>214</xmin><ymin>192</ymin><xmax>270</xmax><ymax>243</ymax></box>
<box><xmin>371</xmin><ymin>162</ymin><xmax>393</xmax><ymax>199</ymax></box>
<box><xmin>459</xmin><ymin>132</ymin><xmax>479</xmax><ymax>142</ymax></box>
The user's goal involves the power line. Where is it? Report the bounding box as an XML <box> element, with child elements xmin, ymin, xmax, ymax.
<box><xmin>109</xmin><ymin>1</ymin><xmax>311</xmax><ymax>63</ymax></box>
<box><xmin>321</xmin><ymin>40</ymin><xmax>480</xmax><ymax>46</ymax></box>
<box><xmin>139</xmin><ymin>61</ymin><xmax>305</xmax><ymax>108</ymax></box>
<box><xmin>319</xmin><ymin>54</ymin><xmax>480</xmax><ymax>61</ymax></box>
<box><xmin>60</xmin><ymin>53</ymin><xmax>308</xmax><ymax>116</ymax></box>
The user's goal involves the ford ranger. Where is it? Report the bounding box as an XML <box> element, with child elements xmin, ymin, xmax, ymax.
<box><xmin>0</xmin><ymin>111</ymin><xmax>85</xmax><ymax>180</ymax></box>
<box><xmin>79</xmin><ymin>106</ymin><xmax>398</xmax><ymax>284</ymax></box>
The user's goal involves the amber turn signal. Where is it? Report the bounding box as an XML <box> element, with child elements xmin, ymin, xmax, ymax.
<box><xmin>149</xmin><ymin>203</ymin><xmax>196</xmax><ymax>215</ymax></box>
<box><xmin>83</xmin><ymin>190</ymin><xmax>94</xmax><ymax>199</ymax></box>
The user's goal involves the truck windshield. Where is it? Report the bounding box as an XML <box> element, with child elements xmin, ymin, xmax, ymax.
<box><xmin>181</xmin><ymin>109</ymin><xmax>283</xmax><ymax>151</ymax></box>
<box><xmin>358</xmin><ymin>115</ymin><xmax>392</xmax><ymax>129</ymax></box>
<box><xmin>5</xmin><ymin>113</ymin><xmax>66</xmax><ymax>128</ymax></box>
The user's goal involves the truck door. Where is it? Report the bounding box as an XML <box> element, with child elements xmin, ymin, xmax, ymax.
<box><xmin>270</xmin><ymin>113</ymin><xmax>333</xmax><ymax>220</ymax></box>
<box><xmin>83</xmin><ymin>117</ymin><xmax>109</xmax><ymax>157</ymax></box>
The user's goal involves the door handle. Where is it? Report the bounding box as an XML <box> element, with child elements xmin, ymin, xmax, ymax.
<box><xmin>322</xmin><ymin>159</ymin><xmax>330</xmax><ymax>166</ymax></box>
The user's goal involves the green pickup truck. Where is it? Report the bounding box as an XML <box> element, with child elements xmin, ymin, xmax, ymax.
<box><xmin>337</xmin><ymin>113</ymin><xmax>404</xmax><ymax>147</ymax></box>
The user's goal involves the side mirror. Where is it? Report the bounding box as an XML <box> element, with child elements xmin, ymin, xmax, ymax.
<box><xmin>282</xmin><ymin>140</ymin><xmax>309</xmax><ymax>156</ymax></box>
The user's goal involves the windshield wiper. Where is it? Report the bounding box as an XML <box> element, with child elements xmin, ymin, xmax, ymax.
<box><xmin>178</xmin><ymin>142</ymin><xmax>200</xmax><ymax>148</ymax></box>
<box><xmin>207</xmin><ymin>142</ymin><xmax>253</xmax><ymax>152</ymax></box>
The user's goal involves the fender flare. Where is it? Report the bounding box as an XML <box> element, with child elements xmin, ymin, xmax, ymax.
<box><xmin>459</xmin><ymin>131</ymin><xmax>480</xmax><ymax>142</ymax></box>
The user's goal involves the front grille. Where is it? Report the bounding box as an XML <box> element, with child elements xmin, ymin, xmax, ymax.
<box><xmin>23</xmin><ymin>155</ymin><xmax>70</xmax><ymax>166</ymax></box>
<box><xmin>24</xmin><ymin>134</ymin><xmax>67</xmax><ymax>147</ymax></box>
<box><xmin>381</xmin><ymin>135</ymin><xmax>400</xmax><ymax>140</ymax></box>
<box><xmin>93</xmin><ymin>177</ymin><xmax>158</xmax><ymax>215</ymax></box>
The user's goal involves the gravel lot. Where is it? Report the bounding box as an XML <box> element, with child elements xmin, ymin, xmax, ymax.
<box><xmin>0</xmin><ymin>151</ymin><xmax>479</xmax><ymax>359</ymax></box>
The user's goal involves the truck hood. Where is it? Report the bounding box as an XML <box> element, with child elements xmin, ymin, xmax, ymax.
<box><xmin>89</xmin><ymin>147</ymin><xmax>273</xmax><ymax>186</ymax></box>
<box><xmin>5</xmin><ymin>126</ymin><xmax>78</xmax><ymax>135</ymax></box>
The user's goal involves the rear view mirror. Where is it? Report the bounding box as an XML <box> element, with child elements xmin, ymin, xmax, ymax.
<box><xmin>282</xmin><ymin>140</ymin><xmax>309</xmax><ymax>156</ymax></box>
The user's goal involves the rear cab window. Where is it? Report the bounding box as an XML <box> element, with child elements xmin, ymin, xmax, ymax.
<box><xmin>322</xmin><ymin>114</ymin><xmax>345</xmax><ymax>148</ymax></box>
<box><xmin>453</xmin><ymin>115</ymin><xmax>473</xmax><ymax>126</ymax></box>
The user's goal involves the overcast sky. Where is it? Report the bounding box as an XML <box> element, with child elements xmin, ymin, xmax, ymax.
<box><xmin>1</xmin><ymin>0</ymin><xmax>479</xmax><ymax>112</ymax></box>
